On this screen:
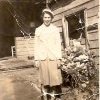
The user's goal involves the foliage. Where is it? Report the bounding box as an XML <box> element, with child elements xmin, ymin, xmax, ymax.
<box><xmin>60</xmin><ymin>40</ymin><xmax>98</xmax><ymax>95</ymax></box>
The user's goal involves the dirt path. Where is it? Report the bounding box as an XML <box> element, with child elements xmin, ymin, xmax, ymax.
<box><xmin>0</xmin><ymin>68</ymin><xmax>41</xmax><ymax>100</ymax></box>
<box><xmin>0</xmin><ymin>67</ymin><xmax>98</xmax><ymax>100</ymax></box>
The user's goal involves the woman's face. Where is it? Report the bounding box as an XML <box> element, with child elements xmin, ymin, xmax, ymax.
<box><xmin>43</xmin><ymin>13</ymin><xmax>52</xmax><ymax>26</ymax></box>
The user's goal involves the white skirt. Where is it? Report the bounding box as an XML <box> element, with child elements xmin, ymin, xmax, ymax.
<box><xmin>39</xmin><ymin>59</ymin><xmax>62</xmax><ymax>86</ymax></box>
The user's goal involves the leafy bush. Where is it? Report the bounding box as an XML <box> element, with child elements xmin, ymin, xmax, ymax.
<box><xmin>60</xmin><ymin>40</ymin><xmax>98</xmax><ymax>94</ymax></box>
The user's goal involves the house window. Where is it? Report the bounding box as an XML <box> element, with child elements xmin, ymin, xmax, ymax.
<box><xmin>66</xmin><ymin>10</ymin><xmax>85</xmax><ymax>40</ymax></box>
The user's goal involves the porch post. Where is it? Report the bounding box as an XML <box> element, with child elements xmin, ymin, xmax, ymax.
<box><xmin>62</xmin><ymin>15</ymin><xmax>70</xmax><ymax>48</ymax></box>
<box><xmin>84</xmin><ymin>9</ymin><xmax>90</xmax><ymax>50</ymax></box>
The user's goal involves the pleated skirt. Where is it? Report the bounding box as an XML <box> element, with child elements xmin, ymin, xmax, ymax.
<box><xmin>39</xmin><ymin>59</ymin><xmax>62</xmax><ymax>86</ymax></box>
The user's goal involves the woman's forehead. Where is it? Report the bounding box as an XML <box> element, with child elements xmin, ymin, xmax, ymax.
<box><xmin>43</xmin><ymin>13</ymin><xmax>51</xmax><ymax>17</ymax></box>
<box><xmin>43</xmin><ymin>12</ymin><xmax>53</xmax><ymax>19</ymax></box>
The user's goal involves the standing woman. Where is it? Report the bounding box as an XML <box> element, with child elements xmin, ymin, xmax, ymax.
<box><xmin>34</xmin><ymin>9</ymin><xmax>62</xmax><ymax>100</ymax></box>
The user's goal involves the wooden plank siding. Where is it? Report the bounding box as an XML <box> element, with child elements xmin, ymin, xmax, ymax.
<box><xmin>53</xmin><ymin>0</ymin><xmax>98</xmax><ymax>16</ymax></box>
<box><xmin>53</xmin><ymin>3</ymin><xmax>99</xmax><ymax>24</ymax></box>
<box><xmin>89</xmin><ymin>40</ymin><xmax>99</xmax><ymax>49</ymax></box>
<box><xmin>53</xmin><ymin>0</ymin><xmax>98</xmax><ymax>22</ymax></box>
<box><xmin>88</xmin><ymin>30</ymin><xmax>98</xmax><ymax>40</ymax></box>
<box><xmin>52</xmin><ymin>0</ymin><xmax>99</xmax><ymax>65</ymax></box>
<box><xmin>87</xmin><ymin>15</ymin><xmax>98</xmax><ymax>25</ymax></box>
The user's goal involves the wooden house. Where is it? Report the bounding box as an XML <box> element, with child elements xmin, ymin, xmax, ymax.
<box><xmin>0</xmin><ymin>0</ymin><xmax>99</xmax><ymax>67</ymax></box>
<box><xmin>51</xmin><ymin>0</ymin><xmax>99</xmax><ymax>66</ymax></box>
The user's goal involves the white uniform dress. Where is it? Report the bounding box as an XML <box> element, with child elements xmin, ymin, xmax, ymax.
<box><xmin>34</xmin><ymin>24</ymin><xmax>62</xmax><ymax>86</ymax></box>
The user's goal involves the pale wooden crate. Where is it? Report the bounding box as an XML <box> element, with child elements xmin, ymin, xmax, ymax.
<box><xmin>15</xmin><ymin>37</ymin><xmax>35</xmax><ymax>59</ymax></box>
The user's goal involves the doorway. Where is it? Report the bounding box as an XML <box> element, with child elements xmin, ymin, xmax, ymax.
<box><xmin>0</xmin><ymin>1</ymin><xmax>15</xmax><ymax>58</ymax></box>
<box><xmin>0</xmin><ymin>36</ymin><xmax>15</xmax><ymax>58</ymax></box>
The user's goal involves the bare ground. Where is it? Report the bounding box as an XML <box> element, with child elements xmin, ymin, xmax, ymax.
<box><xmin>0</xmin><ymin>58</ymin><xmax>99</xmax><ymax>100</ymax></box>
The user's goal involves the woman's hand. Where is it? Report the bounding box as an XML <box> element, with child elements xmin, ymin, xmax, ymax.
<box><xmin>34</xmin><ymin>60</ymin><xmax>40</xmax><ymax>69</ymax></box>
<box><xmin>57</xmin><ymin>59</ymin><xmax>61</xmax><ymax>69</ymax></box>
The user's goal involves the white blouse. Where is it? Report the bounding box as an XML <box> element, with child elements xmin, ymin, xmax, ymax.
<box><xmin>34</xmin><ymin>24</ymin><xmax>62</xmax><ymax>60</ymax></box>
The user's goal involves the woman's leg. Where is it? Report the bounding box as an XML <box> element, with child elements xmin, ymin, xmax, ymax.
<box><xmin>51</xmin><ymin>85</ymin><xmax>62</xmax><ymax>100</ymax></box>
<box><xmin>41</xmin><ymin>85</ymin><xmax>47</xmax><ymax>100</ymax></box>
<box><xmin>41</xmin><ymin>85</ymin><xmax>51</xmax><ymax>100</ymax></box>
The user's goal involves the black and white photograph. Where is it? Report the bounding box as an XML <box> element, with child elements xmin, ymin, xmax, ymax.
<box><xmin>0</xmin><ymin>0</ymin><xmax>99</xmax><ymax>100</ymax></box>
